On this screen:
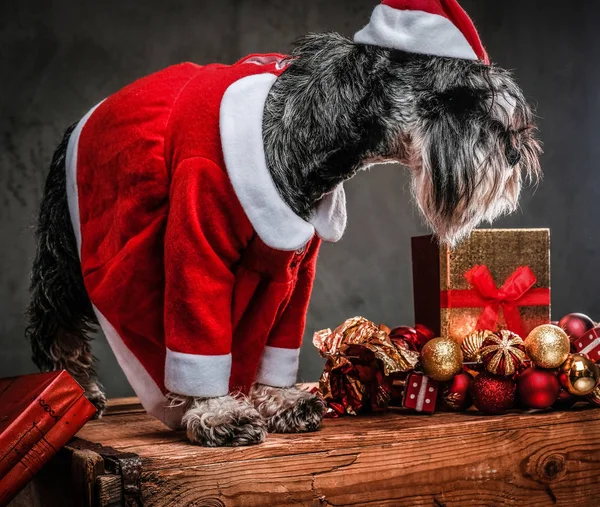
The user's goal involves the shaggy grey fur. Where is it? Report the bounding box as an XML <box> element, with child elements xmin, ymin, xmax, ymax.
<box><xmin>181</xmin><ymin>395</ymin><xmax>267</xmax><ymax>447</ymax></box>
<box><xmin>264</xmin><ymin>33</ymin><xmax>541</xmax><ymax>244</ymax></box>
<box><xmin>170</xmin><ymin>384</ymin><xmax>323</xmax><ymax>446</ymax></box>
<box><xmin>250</xmin><ymin>383</ymin><xmax>326</xmax><ymax>433</ymax></box>
<box><xmin>27</xmin><ymin>32</ymin><xmax>541</xmax><ymax>446</ymax></box>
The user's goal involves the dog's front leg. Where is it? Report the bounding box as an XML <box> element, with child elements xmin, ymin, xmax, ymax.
<box><xmin>169</xmin><ymin>393</ymin><xmax>266</xmax><ymax>446</ymax></box>
<box><xmin>250</xmin><ymin>384</ymin><xmax>326</xmax><ymax>433</ymax></box>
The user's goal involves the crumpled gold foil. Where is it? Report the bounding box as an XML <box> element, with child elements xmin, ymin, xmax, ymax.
<box><xmin>313</xmin><ymin>316</ymin><xmax>419</xmax><ymax>416</ymax></box>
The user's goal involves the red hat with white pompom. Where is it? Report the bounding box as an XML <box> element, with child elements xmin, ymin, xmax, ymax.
<box><xmin>354</xmin><ymin>0</ymin><xmax>489</xmax><ymax>64</ymax></box>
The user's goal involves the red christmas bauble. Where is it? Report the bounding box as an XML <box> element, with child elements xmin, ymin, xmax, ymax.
<box><xmin>470</xmin><ymin>373</ymin><xmax>516</xmax><ymax>414</ymax></box>
<box><xmin>389</xmin><ymin>325</ymin><xmax>434</xmax><ymax>352</ymax></box>
<box><xmin>440</xmin><ymin>372</ymin><xmax>472</xmax><ymax>411</ymax></box>
<box><xmin>552</xmin><ymin>388</ymin><xmax>578</xmax><ymax>409</ymax></box>
<box><xmin>516</xmin><ymin>367</ymin><xmax>560</xmax><ymax>409</ymax></box>
<box><xmin>558</xmin><ymin>313</ymin><xmax>595</xmax><ymax>342</ymax></box>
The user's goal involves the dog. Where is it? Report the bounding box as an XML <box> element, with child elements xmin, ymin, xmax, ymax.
<box><xmin>26</xmin><ymin>0</ymin><xmax>540</xmax><ymax>446</ymax></box>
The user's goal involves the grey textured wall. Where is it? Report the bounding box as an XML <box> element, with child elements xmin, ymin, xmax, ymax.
<box><xmin>1</xmin><ymin>1</ymin><xmax>599</xmax><ymax>397</ymax></box>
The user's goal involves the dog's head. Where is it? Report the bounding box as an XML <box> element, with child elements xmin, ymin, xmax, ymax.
<box><xmin>267</xmin><ymin>34</ymin><xmax>541</xmax><ymax>238</ymax></box>
<box><xmin>393</xmin><ymin>53</ymin><xmax>542</xmax><ymax>245</ymax></box>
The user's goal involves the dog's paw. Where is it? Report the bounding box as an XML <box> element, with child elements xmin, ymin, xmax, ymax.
<box><xmin>250</xmin><ymin>384</ymin><xmax>326</xmax><ymax>433</ymax></box>
<box><xmin>182</xmin><ymin>395</ymin><xmax>266</xmax><ymax>447</ymax></box>
<box><xmin>84</xmin><ymin>383</ymin><xmax>107</xmax><ymax>419</ymax></box>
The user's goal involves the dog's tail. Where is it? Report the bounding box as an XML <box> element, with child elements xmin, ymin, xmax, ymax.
<box><xmin>25</xmin><ymin>124</ymin><xmax>104</xmax><ymax>410</ymax></box>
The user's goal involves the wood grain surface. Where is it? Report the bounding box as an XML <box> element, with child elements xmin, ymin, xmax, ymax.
<box><xmin>77</xmin><ymin>400</ymin><xmax>600</xmax><ymax>506</ymax></box>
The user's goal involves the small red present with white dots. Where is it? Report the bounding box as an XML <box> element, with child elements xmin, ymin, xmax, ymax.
<box><xmin>402</xmin><ymin>373</ymin><xmax>439</xmax><ymax>413</ymax></box>
<box><xmin>574</xmin><ymin>327</ymin><xmax>600</xmax><ymax>363</ymax></box>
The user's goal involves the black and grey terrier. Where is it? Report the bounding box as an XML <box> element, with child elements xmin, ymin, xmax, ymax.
<box><xmin>27</xmin><ymin>2</ymin><xmax>540</xmax><ymax>447</ymax></box>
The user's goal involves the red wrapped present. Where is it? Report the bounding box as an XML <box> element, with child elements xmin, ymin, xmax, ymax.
<box><xmin>0</xmin><ymin>371</ymin><xmax>97</xmax><ymax>505</ymax></box>
<box><xmin>412</xmin><ymin>229</ymin><xmax>550</xmax><ymax>344</ymax></box>
<box><xmin>573</xmin><ymin>327</ymin><xmax>600</xmax><ymax>363</ymax></box>
<box><xmin>402</xmin><ymin>373</ymin><xmax>439</xmax><ymax>414</ymax></box>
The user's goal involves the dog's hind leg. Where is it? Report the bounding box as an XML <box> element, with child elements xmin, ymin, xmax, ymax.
<box><xmin>26</xmin><ymin>124</ymin><xmax>106</xmax><ymax>416</ymax></box>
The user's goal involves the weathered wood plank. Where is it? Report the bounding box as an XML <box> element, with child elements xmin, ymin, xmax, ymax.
<box><xmin>69</xmin><ymin>448</ymin><xmax>105</xmax><ymax>506</ymax></box>
<box><xmin>78</xmin><ymin>404</ymin><xmax>600</xmax><ymax>472</ymax></box>
<box><xmin>139</xmin><ymin>422</ymin><xmax>600</xmax><ymax>506</ymax></box>
<box><xmin>105</xmin><ymin>397</ymin><xmax>145</xmax><ymax>416</ymax></box>
<box><xmin>96</xmin><ymin>474</ymin><xmax>123</xmax><ymax>507</ymax></box>
<box><xmin>74</xmin><ymin>399</ymin><xmax>600</xmax><ymax>506</ymax></box>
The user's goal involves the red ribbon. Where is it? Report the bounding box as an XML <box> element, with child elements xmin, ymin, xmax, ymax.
<box><xmin>439</xmin><ymin>265</ymin><xmax>550</xmax><ymax>337</ymax></box>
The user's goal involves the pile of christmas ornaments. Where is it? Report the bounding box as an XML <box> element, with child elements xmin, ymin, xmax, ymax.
<box><xmin>422</xmin><ymin>312</ymin><xmax>600</xmax><ymax>414</ymax></box>
<box><xmin>314</xmin><ymin>313</ymin><xmax>600</xmax><ymax>416</ymax></box>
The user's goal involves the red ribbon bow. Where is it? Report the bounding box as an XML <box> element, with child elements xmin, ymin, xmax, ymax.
<box><xmin>440</xmin><ymin>265</ymin><xmax>550</xmax><ymax>337</ymax></box>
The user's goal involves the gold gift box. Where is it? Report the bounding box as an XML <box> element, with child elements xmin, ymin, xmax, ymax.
<box><xmin>411</xmin><ymin>229</ymin><xmax>551</xmax><ymax>343</ymax></box>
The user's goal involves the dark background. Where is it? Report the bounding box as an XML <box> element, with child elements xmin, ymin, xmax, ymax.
<box><xmin>1</xmin><ymin>1</ymin><xmax>598</xmax><ymax>397</ymax></box>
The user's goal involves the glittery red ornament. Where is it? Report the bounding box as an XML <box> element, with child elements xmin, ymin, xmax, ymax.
<box><xmin>558</xmin><ymin>313</ymin><xmax>595</xmax><ymax>342</ymax></box>
<box><xmin>516</xmin><ymin>367</ymin><xmax>560</xmax><ymax>409</ymax></box>
<box><xmin>440</xmin><ymin>372</ymin><xmax>472</xmax><ymax>411</ymax></box>
<box><xmin>480</xmin><ymin>330</ymin><xmax>526</xmax><ymax>376</ymax></box>
<box><xmin>470</xmin><ymin>372</ymin><xmax>516</xmax><ymax>414</ymax></box>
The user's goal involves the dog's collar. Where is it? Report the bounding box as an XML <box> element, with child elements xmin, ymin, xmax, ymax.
<box><xmin>220</xmin><ymin>72</ymin><xmax>347</xmax><ymax>251</ymax></box>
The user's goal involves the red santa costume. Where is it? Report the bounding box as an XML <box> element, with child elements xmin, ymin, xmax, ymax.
<box><xmin>65</xmin><ymin>0</ymin><xmax>486</xmax><ymax>428</ymax></box>
<box><xmin>66</xmin><ymin>54</ymin><xmax>347</xmax><ymax>428</ymax></box>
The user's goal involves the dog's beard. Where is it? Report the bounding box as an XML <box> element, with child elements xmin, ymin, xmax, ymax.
<box><xmin>408</xmin><ymin>69</ymin><xmax>541</xmax><ymax>247</ymax></box>
<box><xmin>411</xmin><ymin>151</ymin><xmax>523</xmax><ymax>246</ymax></box>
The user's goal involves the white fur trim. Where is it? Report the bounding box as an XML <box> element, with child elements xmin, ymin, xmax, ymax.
<box><xmin>309</xmin><ymin>184</ymin><xmax>347</xmax><ymax>242</ymax></box>
<box><xmin>354</xmin><ymin>5</ymin><xmax>478</xmax><ymax>60</ymax></box>
<box><xmin>255</xmin><ymin>346</ymin><xmax>300</xmax><ymax>387</ymax></box>
<box><xmin>220</xmin><ymin>73</ymin><xmax>347</xmax><ymax>250</ymax></box>
<box><xmin>95</xmin><ymin>308</ymin><xmax>185</xmax><ymax>429</ymax></box>
<box><xmin>66</xmin><ymin>101</ymin><xmax>103</xmax><ymax>256</ymax></box>
<box><xmin>165</xmin><ymin>349</ymin><xmax>232</xmax><ymax>397</ymax></box>
<box><xmin>244</xmin><ymin>55</ymin><xmax>282</xmax><ymax>66</ymax></box>
<box><xmin>66</xmin><ymin>111</ymin><xmax>184</xmax><ymax>429</ymax></box>
<box><xmin>243</xmin><ymin>55</ymin><xmax>289</xmax><ymax>71</ymax></box>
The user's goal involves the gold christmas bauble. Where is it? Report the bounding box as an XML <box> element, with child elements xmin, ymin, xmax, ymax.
<box><xmin>559</xmin><ymin>353</ymin><xmax>600</xmax><ymax>395</ymax></box>
<box><xmin>420</xmin><ymin>337</ymin><xmax>463</xmax><ymax>381</ymax></box>
<box><xmin>461</xmin><ymin>330</ymin><xmax>494</xmax><ymax>363</ymax></box>
<box><xmin>525</xmin><ymin>324</ymin><xmax>570</xmax><ymax>369</ymax></box>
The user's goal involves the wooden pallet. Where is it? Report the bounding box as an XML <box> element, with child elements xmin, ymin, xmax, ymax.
<box><xmin>10</xmin><ymin>395</ymin><xmax>600</xmax><ymax>506</ymax></box>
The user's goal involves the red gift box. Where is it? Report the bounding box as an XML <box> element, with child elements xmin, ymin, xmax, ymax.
<box><xmin>0</xmin><ymin>371</ymin><xmax>97</xmax><ymax>505</ymax></box>
<box><xmin>402</xmin><ymin>373</ymin><xmax>439</xmax><ymax>414</ymax></box>
<box><xmin>573</xmin><ymin>327</ymin><xmax>600</xmax><ymax>363</ymax></box>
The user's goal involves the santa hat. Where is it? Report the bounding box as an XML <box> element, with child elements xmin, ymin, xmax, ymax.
<box><xmin>354</xmin><ymin>0</ymin><xmax>489</xmax><ymax>64</ymax></box>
